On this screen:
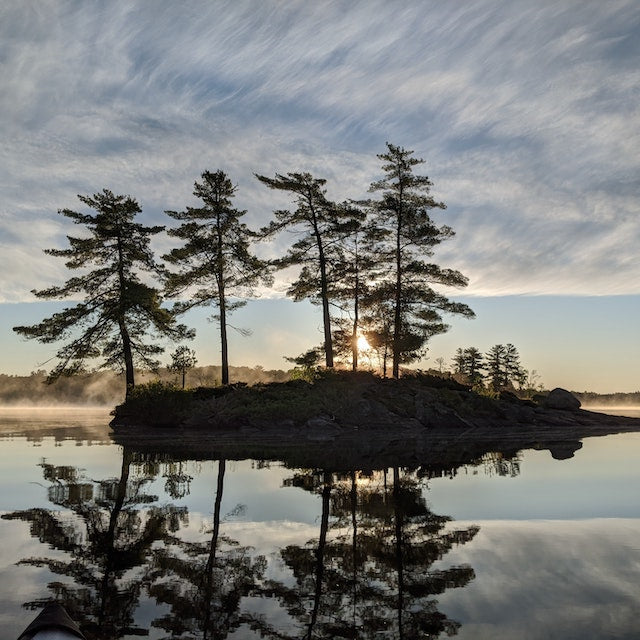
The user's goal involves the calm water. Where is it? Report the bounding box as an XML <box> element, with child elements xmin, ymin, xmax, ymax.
<box><xmin>1</xmin><ymin>407</ymin><xmax>639</xmax><ymax>639</ymax></box>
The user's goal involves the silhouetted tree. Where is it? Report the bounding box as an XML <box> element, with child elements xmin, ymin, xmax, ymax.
<box><xmin>485</xmin><ymin>343</ymin><xmax>526</xmax><ymax>390</ymax></box>
<box><xmin>326</xmin><ymin>206</ymin><xmax>371</xmax><ymax>370</ymax></box>
<box><xmin>168</xmin><ymin>345</ymin><xmax>197</xmax><ymax>389</ymax></box>
<box><xmin>12</xmin><ymin>190</ymin><xmax>191</xmax><ymax>397</ymax></box>
<box><xmin>361</xmin><ymin>290</ymin><xmax>396</xmax><ymax>377</ymax></box>
<box><xmin>256</xmin><ymin>172</ymin><xmax>357</xmax><ymax>368</ymax></box>
<box><xmin>2</xmin><ymin>449</ymin><xmax>187</xmax><ymax>639</ymax></box>
<box><xmin>146</xmin><ymin>458</ymin><xmax>266</xmax><ymax>639</ymax></box>
<box><xmin>453</xmin><ymin>347</ymin><xmax>484</xmax><ymax>385</ymax></box>
<box><xmin>164</xmin><ymin>171</ymin><xmax>272</xmax><ymax>385</ymax></box>
<box><xmin>365</xmin><ymin>144</ymin><xmax>474</xmax><ymax>378</ymax></box>
<box><xmin>249</xmin><ymin>468</ymin><xmax>478</xmax><ymax>639</ymax></box>
<box><xmin>485</xmin><ymin>344</ymin><xmax>507</xmax><ymax>390</ymax></box>
<box><xmin>503</xmin><ymin>343</ymin><xmax>527</xmax><ymax>389</ymax></box>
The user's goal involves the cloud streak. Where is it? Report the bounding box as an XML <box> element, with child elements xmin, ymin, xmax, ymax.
<box><xmin>1</xmin><ymin>0</ymin><xmax>639</xmax><ymax>301</ymax></box>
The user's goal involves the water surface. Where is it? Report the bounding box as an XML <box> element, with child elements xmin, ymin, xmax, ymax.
<box><xmin>1</xmin><ymin>407</ymin><xmax>639</xmax><ymax>639</ymax></box>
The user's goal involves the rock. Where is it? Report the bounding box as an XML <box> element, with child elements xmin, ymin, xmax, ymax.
<box><xmin>542</xmin><ymin>388</ymin><xmax>581</xmax><ymax>411</ymax></box>
<box><xmin>500</xmin><ymin>391</ymin><xmax>520</xmax><ymax>403</ymax></box>
<box><xmin>548</xmin><ymin>441</ymin><xmax>583</xmax><ymax>460</ymax></box>
<box><xmin>304</xmin><ymin>415</ymin><xmax>338</xmax><ymax>430</ymax></box>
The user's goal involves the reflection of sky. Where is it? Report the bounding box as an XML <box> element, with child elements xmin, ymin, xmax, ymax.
<box><xmin>425</xmin><ymin>432</ymin><xmax>640</xmax><ymax>520</ymax></box>
<box><xmin>2</xmin><ymin>415</ymin><xmax>640</xmax><ymax>638</ymax></box>
<box><xmin>434</xmin><ymin>519</ymin><xmax>640</xmax><ymax>640</ymax></box>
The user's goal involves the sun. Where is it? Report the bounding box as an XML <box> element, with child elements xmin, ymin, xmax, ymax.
<box><xmin>357</xmin><ymin>335</ymin><xmax>371</xmax><ymax>353</ymax></box>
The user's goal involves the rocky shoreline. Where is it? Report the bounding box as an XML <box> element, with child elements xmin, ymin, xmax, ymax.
<box><xmin>110</xmin><ymin>374</ymin><xmax>640</xmax><ymax>470</ymax></box>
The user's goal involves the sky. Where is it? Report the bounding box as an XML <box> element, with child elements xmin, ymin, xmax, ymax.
<box><xmin>1</xmin><ymin>0</ymin><xmax>639</xmax><ymax>393</ymax></box>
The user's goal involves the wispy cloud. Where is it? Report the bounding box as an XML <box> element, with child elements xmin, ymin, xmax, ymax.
<box><xmin>1</xmin><ymin>0</ymin><xmax>639</xmax><ymax>301</ymax></box>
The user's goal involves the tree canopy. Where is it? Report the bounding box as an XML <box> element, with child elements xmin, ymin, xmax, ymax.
<box><xmin>365</xmin><ymin>143</ymin><xmax>474</xmax><ymax>377</ymax></box>
<box><xmin>256</xmin><ymin>172</ymin><xmax>363</xmax><ymax>368</ymax></box>
<box><xmin>13</xmin><ymin>190</ymin><xmax>191</xmax><ymax>395</ymax></box>
<box><xmin>164</xmin><ymin>170</ymin><xmax>272</xmax><ymax>385</ymax></box>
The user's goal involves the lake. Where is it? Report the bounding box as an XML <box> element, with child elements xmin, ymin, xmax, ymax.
<box><xmin>1</xmin><ymin>407</ymin><xmax>639</xmax><ymax>639</ymax></box>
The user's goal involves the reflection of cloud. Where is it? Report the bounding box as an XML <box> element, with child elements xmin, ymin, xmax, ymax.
<box><xmin>0</xmin><ymin>517</ymin><xmax>72</xmax><ymax>638</ymax></box>
<box><xmin>1</xmin><ymin>1</ymin><xmax>639</xmax><ymax>300</ymax></box>
<box><xmin>434</xmin><ymin>519</ymin><xmax>640</xmax><ymax>639</ymax></box>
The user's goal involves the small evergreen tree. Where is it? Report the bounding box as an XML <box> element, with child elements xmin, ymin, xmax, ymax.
<box><xmin>452</xmin><ymin>347</ymin><xmax>484</xmax><ymax>384</ymax></box>
<box><xmin>168</xmin><ymin>346</ymin><xmax>197</xmax><ymax>389</ymax></box>
<box><xmin>485</xmin><ymin>344</ymin><xmax>507</xmax><ymax>390</ymax></box>
<box><xmin>13</xmin><ymin>190</ymin><xmax>191</xmax><ymax>396</ymax></box>
<box><xmin>452</xmin><ymin>348</ymin><xmax>467</xmax><ymax>375</ymax></box>
<box><xmin>503</xmin><ymin>343</ymin><xmax>526</xmax><ymax>388</ymax></box>
<box><xmin>464</xmin><ymin>347</ymin><xmax>485</xmax><ymax>384</ymax></box>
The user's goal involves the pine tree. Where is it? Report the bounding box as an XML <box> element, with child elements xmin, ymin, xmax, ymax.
<box><xmin>366</xmin><ymin>143</ymin><xmax>474</xmax><ymax>377</ymax></box>
<box><xmin>452</xmin><ymin>347</ymin><xmax>484</xmax><ymax>384</ymax></box>
<box><xmin>13</xmin><ymin>190</ymin><xmax>191</xmax><ymax>396</ymax></box>
<box><xmin>485</xmin><ymin>344</ymin><xmax>507</xmax><ymax>390</ymax></box>
<box><xmin>503</xmin><ymin>343</ymin><xmax>526</xmax><ymax>388</ymax></box>
<box><xmin>164</xmin><ymin>170</ymin><xmax>272</xmax><ymax>385</ymax></box>
<box><xmin>326</xmin><ymin>205</ymin><xmax>371</xmax><ymax>370</ymax></box>
<box><xmin>464</xmin><ymin>347</ymin><xmax>485</xmax><ymax>384</ymax></box>
<box><xmin>168</xmin><ymin>345</ymin><xmax>197</xmax><ymax>389</ymax></box>
<box><xmin>452</xmin><ymin>348</ymin><xmax>467</xmax><ymax>375</ymax></box>
<box><xmin>256</xmin><ymin>172</ymin><xmax>355</xmax><ymax>368</ymax></box>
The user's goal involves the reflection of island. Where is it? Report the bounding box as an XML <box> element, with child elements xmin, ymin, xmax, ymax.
<box><xmin>250</xmin><ymin>466</ymin><xmax>479</xmax><ymax>639</ymax></box>
<box><xmin>2</xmin><ymin>447</ymin><xmax>187</xmax><ymax>640</ymax></box>
<box><xmin>145</xmin><ymin>458</ymin><xmax>267</xmax><ymax>639</ymax></box>
<box><xmin>5</xmin><ymin>446</ymin><xmax>482</xmax><ymax>639</ymax></box>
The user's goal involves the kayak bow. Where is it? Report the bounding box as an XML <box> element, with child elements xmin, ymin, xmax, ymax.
<box><xmin>17</xmin><ymin>603</ymin><xmax>86</xmax><ymax>640</ymax></box>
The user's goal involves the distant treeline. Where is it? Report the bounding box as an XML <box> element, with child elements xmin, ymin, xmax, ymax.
<box><xmin>0</xmin><ymin>366</ymin><xmax>291</xmax><ymax>406</ymax></box>
<box><xmin>573</xmin><ymin>391</ymin><xmax>640</xmax><ymax>406</ymax></box>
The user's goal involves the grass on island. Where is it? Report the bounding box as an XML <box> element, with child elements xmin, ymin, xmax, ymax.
<box><xmin>112</xmin><ymin>369</ymin><xmax>507</xmax><ymax>429</ymax></box>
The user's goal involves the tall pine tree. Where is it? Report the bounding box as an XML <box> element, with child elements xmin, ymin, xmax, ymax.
<box><xmin>164</xmin><ymin>170</ymin><xmax>272</xmax><ymax>385</ymax></box>
<box><xmin>13</xmin><ymin>190</ymin><xmax>190</xmax><ymax>396</ymax></box>
<box><xmin>366</xmin><ymin>143</ymin><xmax>474</xmax><ymax>378</ymax></box>
<box><xmin>256</xmin><ymin>172</ymin><xmax>356</xmax><ymax>368</ymax></box>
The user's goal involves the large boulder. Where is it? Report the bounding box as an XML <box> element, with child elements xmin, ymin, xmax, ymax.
<box><xmin>542</xmin><ymin>388</ymin><xmax>581</xmax><ymax>411</ymax></box>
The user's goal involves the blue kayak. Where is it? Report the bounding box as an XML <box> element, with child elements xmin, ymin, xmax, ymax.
<box><xmin>17</xmin><ymin>603</ymin><xmax>86</xmax><ymax>640</ymax></box>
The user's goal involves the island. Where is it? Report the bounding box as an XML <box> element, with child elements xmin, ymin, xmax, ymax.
<box><xmin>110</xmin><ymin>371</ymin><xmax>640</xmax><ymax>470</ymax></box>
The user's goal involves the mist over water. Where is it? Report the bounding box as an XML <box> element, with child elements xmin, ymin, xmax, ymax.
<box><xmin>582</xmin><ymin>406</ymin><xmax>640</xmax><ymax>418</ymax></box>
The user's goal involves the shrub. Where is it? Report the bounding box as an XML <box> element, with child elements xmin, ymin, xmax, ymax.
<box><xmin>117</xmin><ymin>381</ymin><xmax>194</xmax><ymax>427</ymax></box>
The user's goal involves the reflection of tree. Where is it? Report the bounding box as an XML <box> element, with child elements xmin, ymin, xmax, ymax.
<box><xmin>2</xmin><ymin>448</ymin><xmax>187</xmax><ymax>640</ymax></box>
<box><xmin>146</xmin><ymin>458</ymin><xmax>266</xmax><ymax>639</ymax></box>
<box><xmin>251</xmin><ymin>467</ymin><xmax>478</xmax><ymax>639</ymax></box>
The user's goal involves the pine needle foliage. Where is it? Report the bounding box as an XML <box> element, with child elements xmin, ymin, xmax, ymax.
<box><xmin>366</xmin><ymin>143</ymin><xmax>475</xmax><ymax>378</ymax></box>
<box><xmin>12</xmin><ymin>190</ymin><xmax>191</xmax><ymax>394</ymax></box>
<box><xmin>164</xmin><ymin>170</ymin><xmax>272</xmax><ymax>385</ymax></box>
<box><xmin>256</xmin><ymin>172</ymin><xmax>364</xmax><ymax>368</ymax></box>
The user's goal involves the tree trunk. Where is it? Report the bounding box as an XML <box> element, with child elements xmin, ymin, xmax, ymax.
<box><xmin>351</xmin><ymin>259</ymin><xmax>359</xmax><ymax>371</ymax></box>
<box><xmin>118</xmin><ymin>318</ymin><xmax>135</xmax><ymax>396</ymax></box>
<box><xmin>310</xmin><ymin>197</ymin><xmax>333</xmax><ymax>368</ymax></box>
<box><xmin>307</xmin><ymin>471</ymin><xmax>331</xmax><ymax>639</ymax></box>
<box><xmin>202</xmin><ymin>458</ymin><xmax>225</xmax><ymax>640</ymax></box>
<box><xmin>219</xmin><ymin>284</ymin><xmax>229</xmax><ymax>386</ymax></box>
<box><xmin>350</xmin><ymin>471</ymin><xmax>358</xmax><ymax>630</ymax></box>
<box><xmin>393</xmin><ymin>466</ymin><xmax>405</xmax><ymax>638</ymax></box>
<box><xmin>392</xmin><ymin>220</ymin><xmax>402</xmax><ymax>379</ymax></box>
<box><xmin>116</xmin><ymin>233</ymin><xmax>135</xmax><ymax>396</ymax></box>
<box><xmin>99</xmin><ymin>447</ymin><xmax>132</xmax><ymax>629</ymax></box>
<box><xmin>392</xmin><ymin>181</ymin><xmax>404</xmax><ymax>379</ymax></box>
